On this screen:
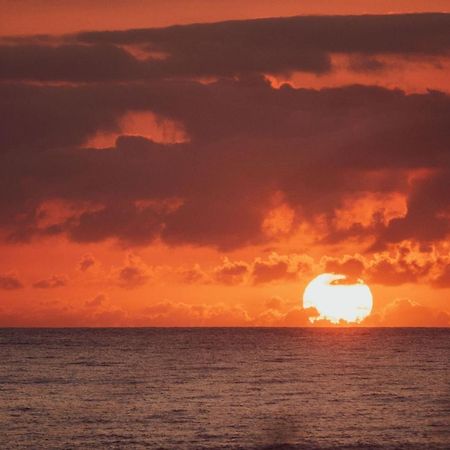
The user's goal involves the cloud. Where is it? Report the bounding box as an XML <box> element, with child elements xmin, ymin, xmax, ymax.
<box><xmin>0</xmin><ymin>22</ymin><xmax>448</xmax><ymax>253</ymax></box>
<box><xmin>78</xmin><ymin>253</ymin><xmax>97</xmax><ymax>272</ymax></box>
<box><xmin>212</xmin><ymin>258</ymin><xmax>249</xmax><ymax>285</ymax></box>
<box><xmin>432</xmin><ymin>263</ymin><xmax>450</xmax><ymax>288</ymax></box>
<box><xmin>141</xmin><ymin>300</ymin><xmax>319</xmax><ymax>327</ymax></box>
<box><xmin>205</xmin><ymin>253</ymin><xmax>313</xmax><ymax>285</ymax></box>
<box><xmin>321</xmin><ymin>244</ymin><xmax>450</xmax><ymax>288</ymax></box>
<box><xmin>85</xmin><ymin>293</ymin><xmax>107</xmax><ymax>308</ymax></box>
<box><xmin>0</xmin><ymin>43</ymin><xmax>147</xmax><ymax>82</ymax></box>
<box><xmin>1</xmin><ymin>14</ymin><xmax>448</xmax><ymax>83</ymax></box>
<box><xmin>176</xmin><ymin>264</ymin><xmax>210</xmax><ymax>284</ymax></box>
<box><xmin>0</xmin><ymin>300</ymin><xmax>129</xmax><ymax>327</ymax></box>
<box><xmin>367</xmin><ymin>257</ymin><xmax>430</xmax><ymax>286</ymax></box>
<box><xmin>79</xmin><ymin>13</ymin><xmax>449</xmax><ymax>55</ymax></box>
<box><xmin>264</xmin><ymin>296</ymin><xmax>284</xmax><ymax>311</ymax></box>
<box><xmin>112</xmin><ymin>253</ymin><xmax>152</xmax><ymax>289</ymax></box>
<box><xmin>365</xmin><ymin>298</ymin><xmax>450</xmax><ymax>327</ymax></box>
<box><xmin>141</xmin><ymin>300</ymin><xmax>251</xmax><ymax>326</ymax></box>
<box><xmin>0</xmin><ymin>272</ymin><xmax>24</xmax><ymax>290</ymax></box>
<box><xmin>252</xmin><ymin>253</ymin><xmax>313</xmax><ymax>284</ymax></box>
<box><xmin>254</xmin><ymin>306</ymin><xmax>319</xmax><ymax>327</ymax></box>
<box><xmin>171</xmin><ymin>246</ymin><xmax>450</xmax><ymax>289</ymax></box>
<box><xmin>372</xmin><ymin>170</ymin><xmax>450</xmax><ymax>249</ymax></box>
<box><xmin>33</xmin><ymin>274</ymin><xmax>68</xmax><ymax>289</ymax></box>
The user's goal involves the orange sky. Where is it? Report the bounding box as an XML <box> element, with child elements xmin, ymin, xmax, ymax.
<box><xmin>0</xmin><ymin>1</ymin><xmax>449</xmax><ymax>327</ymax></box>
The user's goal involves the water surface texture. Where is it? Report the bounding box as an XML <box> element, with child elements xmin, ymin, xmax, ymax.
<box><xmin>0</xmin><ymin>328</ymin><xmax>449</xmax><ymax>449</ymax></box>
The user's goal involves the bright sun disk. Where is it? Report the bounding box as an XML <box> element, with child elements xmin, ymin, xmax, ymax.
<box><xmin>303</xmin><ymin>273</ymin><xmax>373</xmax><ymax>324</ymax></box>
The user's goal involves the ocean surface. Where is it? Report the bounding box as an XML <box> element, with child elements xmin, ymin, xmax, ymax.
<box><xmin>0</xmin><ymin>328</ymin><xmax>448</xmax><ymax>449</ymax></box>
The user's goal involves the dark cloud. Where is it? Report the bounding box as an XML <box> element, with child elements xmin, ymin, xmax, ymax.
<box><xmin>33</xmin><ymin>274</ymin><xmax>68</xmax><ymax>289</ymax></box>
<box><xmin>78</xmin><ymin>254</ymin><xmax>97</xmax><ymax>272</ymax></box>
<box><xmin>0</xmin><ymin>44</ymin><xmax>146</xmax><ymax>82</ymax></box>
<box><xmin>252</xmin><ymin>257</ymin><xmax>293</xmax><ymax>284</ymax></box>
<box><xmin>212</xmin><ymin>258</ymin><xmax>249</xmax><ymax>285</ymax></box>
<box><xmin>78</xmin><ymin>13</ymin><xmax>449</xmax><ymax>55</ymax></box>
<box><xmin>112</xmin><ymin>254</ymin><xmax>152</xmax><ymax>289</ymax></box>
<box><xmin>1</xmin><ymin>14</ymin><xmax>449</xmax><ymax>82</ymax></box>
<box><xmin>347</xmin><ymin>55</ymin><xmax>387</xmax><ymax>73</ymax></box>
<box><xmin>0</xmin><ymin>79</ymin><xmax>449</xmax><ymax>250</ymax></box>
<box><xmin>324</xmin><ymin>256</ymin><xmax>365</xmax><ymax>279</ymax></box>
<box><xmin>433</xmin><ymin>269</ymin><xmax>450</xmax><ymax>288</ymax></box>
<box><xmin>77</xmin><ymin>14</ymin><xmax>450</xmax><ymax>78</ymax></box>
<box><xmin>372</xmin><ymin>170</ymin><xmax>450</xmax><ymax>249</ymax></box>
<box><xmin>0</xmin><ymin>272</ymin><xmax>24</xmax><ymax>290</ymax></box>
<box><xmin>322</xmin><ymin>246</ymin><xmax>450</xmax><ymax>288</ymax></box>
<box><xmin>252</xmin><ymin>253</ymin><xmax>312</xmax><ymax>284</ymax></box>
<box><xmin>366</xmin><ymin>250</ymin><xmax>433</xmax><ymax>286</ymax></box>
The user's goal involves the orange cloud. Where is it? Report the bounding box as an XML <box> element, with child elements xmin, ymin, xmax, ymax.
<box><xmin>365</xmin><ymin>298</ymin><xmax>450</xmax><ymax>327</ymax></box>
<box><xmin>255</xmin><ymin>306</ymin><xmax>319</xmax><ymax>327</ymax></box>
<box><xmin>141</xmin><ymin>301</ymin><xmax>251</xmax><ymax>327</ymax></box>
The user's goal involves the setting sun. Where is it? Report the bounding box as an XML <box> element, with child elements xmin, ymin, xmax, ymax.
<box><xmin>303</xmin><ymin>273</ymin><xmax>373</xmax><ymax>324</ymax></box>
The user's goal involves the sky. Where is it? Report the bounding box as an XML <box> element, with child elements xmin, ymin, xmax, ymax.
<box><xmin>0</xmin><ymin>1</ymin><xmax>449</xmax><ymax>327</ymax></box>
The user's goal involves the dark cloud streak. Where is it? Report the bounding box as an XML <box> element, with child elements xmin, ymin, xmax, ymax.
<box><xmin>0</xmin><ymin>14</ymin><xmax>449</xmax><ymax>81</ymax></box>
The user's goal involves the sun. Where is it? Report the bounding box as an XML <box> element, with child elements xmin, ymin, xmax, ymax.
<box><xmin>303</xmin><ymin>273</ymin><xmax>373</xmax><ymax>324</ymax></box>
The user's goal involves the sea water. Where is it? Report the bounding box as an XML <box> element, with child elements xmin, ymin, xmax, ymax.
<box><xmin>0</xmin><ymin>328</ymin><xmax>449</xmax><ymax>449</ymax></box>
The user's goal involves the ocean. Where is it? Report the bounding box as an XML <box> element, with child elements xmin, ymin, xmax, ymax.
<box><xmin>0</xmin><ymin>328</ymin><xmax>448</xmax><ymax>449</ymax></box>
